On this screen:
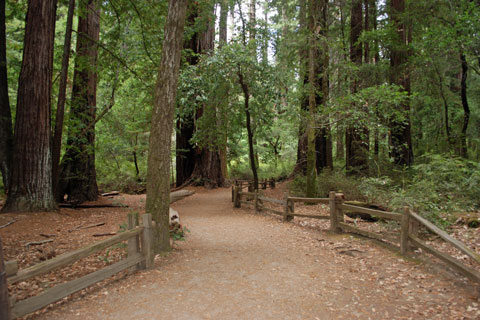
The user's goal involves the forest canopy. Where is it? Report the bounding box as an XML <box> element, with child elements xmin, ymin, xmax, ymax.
<box><xmin>0</xmin><ymin>0</ymin><xmax>479</xmax><ymax>227</ymax></box>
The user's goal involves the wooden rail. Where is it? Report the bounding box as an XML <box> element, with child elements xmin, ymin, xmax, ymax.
<box><xmin>233</xmin><ymin>178</ymin><xmax>276</xmax><ymax>191</ymax></box>
<box><xmin>5</xmin><ymin>213</ymin><xmax>155</xmax><ymax>319</ymax></box>
<box><xmin>233</xmin><ymin>188</ymin><xmax>480</xmax><ymax>285</ymax></box>
<box><xmin>8</xmin><ymin>228</ymin><xmax>143</xmax><ymax>285</ymax></box>
<box><xmin>408</xmin><ymin>210</ymin><xmax>480</xmax><ymax>263</ymax></box>
<box><xmin>288</xmin><ymin>197</ymin><xmax>329</xmax><ymax>204</ymax></box>
<box><xmin>339</xmin><ymin>204</ymin><xmax>402</xmax><ymax>222</ymax></box>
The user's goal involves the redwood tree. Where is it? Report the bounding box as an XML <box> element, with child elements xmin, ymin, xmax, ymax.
<box><xmin>2</xmin><ymin>0</ymin><xmax>58</xmax><ymax>212</ymax></box>
<box><xmin>176</xmin><ymin>2</ymin><xmax>224</xmax><ymax>188</ymax></box>
<box><xmin>146</xmin><ymin>0</ymin><xmax>187</xmax><ymax>253</ymax></box>
<box><xmin>0</xmin><ymin>0</ymin><xmax>12</xmax><ymax>194</ymax></box>
<box><xmin>346</xmin><ymin>0</ymin><xmax>369</xmax><ymax>175</ymax></box>
<box><xmin>58</xmin><ymin>0</ymin><xmax>100</xmax><ymax>203</ymax></box>
<box><xmin>52</xmin><ymin>0</ymin><xmax>76</xmax><ymax>197</ymax></box>
<box><xmin>389</xmin><ymin>0</ymin><xmax>413</xmax><ymax>166</ymax></box>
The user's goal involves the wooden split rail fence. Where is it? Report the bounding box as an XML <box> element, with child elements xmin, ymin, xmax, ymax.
<box><xmin>232</xmin><ymin>187</ymin><xmax>480</xmax><ymax>285</ymax></box>
<box><xmin>231</xmin><ymin>179</ymin><xmax>275</xmax><ymax>202</ymax></box>
<box><xmin>1</xmin><ymin>213</ymin><xmax>155</xmax><ymax>319</ymax></box>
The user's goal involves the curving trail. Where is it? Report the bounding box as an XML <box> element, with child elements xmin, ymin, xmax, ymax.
<box><xmin>41</xmin><ymin>188</ymin><xmax>479</xmax><ymax>319</ymax></box>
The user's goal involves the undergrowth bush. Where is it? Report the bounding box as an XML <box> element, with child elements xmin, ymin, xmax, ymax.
<box><xmin>290</xmin><ymin>154</ymin><xmax>480</xmax><ymax>227</ymax></box>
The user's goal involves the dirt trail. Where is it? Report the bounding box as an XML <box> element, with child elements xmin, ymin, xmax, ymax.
<box><xmin>40</xmin><ymin>188</ymin><xmax>479</xmax><ymax>319</ymax></box>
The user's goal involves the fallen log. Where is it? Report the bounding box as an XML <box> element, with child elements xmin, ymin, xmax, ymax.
<box><xmin>25</xmin><ymin>240</ymin><xmax>54</xmax><ymax>247</ymax></box>
<box><xmin>0</xmin><ymin>219</ymin><xmax>16</xmax><ymax>229</ymax></box>
<box><xmin>343</xmin><ymin>201</ymin><xmax>387</xmax><ymax>222</ymax></box>
<box><xmin>68</xmin><ymin>222</ymin><xmax>105</xmax><ymax>233</ymax></box>
<box><xmin>92</xmin><ymin>232</ymin><xmax>117</xmax><ymax>237</ymax></box>
<box><xmin>59</xmin><ymin>203</ymin><xmax>127</xmax><ymax>209</ymax></box>
<box><xmin>170</xmin><ymin>190</ymin><xmax>195</xmax><ymax>204</ymax></box>
<box><xmin>101</xmin><ymin>191</ymin><xmax>120</xmax><ymax>197</ymax></box>
<box><xmin>40</xmin><ymin>234</ymin><xmax>57</xmax><ymax>238</ymax></box>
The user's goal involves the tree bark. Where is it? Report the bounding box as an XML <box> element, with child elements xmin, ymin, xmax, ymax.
<box><xmin>146</xmin><ymin>0</ymin><xmax>187</xmax><ymax>253</ymax></box>
<box><xmin>346</xmin><ymin>0</ymin><xmax>369</xmax><ymax>175</ymax></box>
<box><xmin>2</xmin><ymin>0</ymin><xmax>58</xmax><ymax>212</ymax></box>
<box><xmin>294</xmin><ymin>0</ymin><xmax>309</xmax><ymax>175</ymax></box>
<box><xmin>219</xmin><ymin>0</ymin><xmax>228</xmax><ymax>46</ymax></box>
<box><xmin>52</xmin><ymin>0</ymin><xmax>76</xmax><ymax>197</ymax></box>
<box><xmin>218</xmin><ymin>0</ymin><xmax>228</xmax><ymax>179</ymax></box>
<box><xmin>315</xmin><ymin>0</ymin><xmax>332</xmax><ymax>171</ymax></box>
<box><xmin>459</xmin><ymin>52</ymin><xmax>470</xmax><ymax>158</ymax></box>
<box><xmin>58</xmin><ymin>0</ymin><xmax>100</xmax><ymax>203</ymax></box>
<box><xmin>238</xmin><ymin>70</ymin><xmax>258</xmax><ymax>190</ymax></box>
<box><xmin>306</xmin><ymin>0</ymin><xmax>318</xmax><ymax>197</ymax></box>
<box><xmin>0</xmin><ymin>0</ymin><xmax>12</xmax><ymax>194</ymax></box>
<box><xmin>389</xmin><ymin>0</ymin><xmax>413</xmax><ymax>166</ymax></box>
<box><xmin>249</xmin><ymin>0</ymin><xmax>256</xmax><ymax>43</ymax></box>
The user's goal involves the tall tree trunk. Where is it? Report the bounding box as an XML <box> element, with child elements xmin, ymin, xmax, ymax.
<box><xmin>262</xmin><ymin>2</ymin><xmax>268</xmax><ymax>64</ymax></box>
<box><xmin>52</xmin><ymin>0</ymin><xmax>75</xmax><ymax>197</ymax></box>
<box><xmin>176</xmin><ymin>2</ymin><xmax>224</xmax><ymax>188</ymax></box>
<box><xmin>389</xmin><ymin>0</ymin><xmax>413</xmax><ymax>166</ymax></box>
<box><xmin>218</xmin><ymin>0</ymin><xmax>228</xmax><ymax>179</ymax></box>
<box><xmin>371</xmin><ymin>0</ymin><xmax>380</xmax><ymax>157</ymax></box>
<box><xmin>176</xmin><ymin>2</ymin><xmax>206</xmax><ymax>187</ymax></box>
<box><xmin>219</xmin><ymin>0</ymin><xmax>228</xmax><ymax>46</ymax></box>
<box><xmin>248</xmin><ymin>0</ymin><xmax>260</xmax><ymax>167</ymax></box>
<box><xmin>294</xmin><ymin>0</ymin><xmax>309</xmax><ymax>175</ymax></box>
<box><xmin>238</xmin><ymin>70</ymin><xmax>258</xmax><ymax>190</ymax></box>
<box><xmin>459</xmin><ymin>52</ymin><xmax>470</xmax><ymax>158</ymax></box>
<box><xmin>0</xmin><ymin>0</ymin><xmax>13</xmax><ymax>194</ymax></box>
<box><xmin>175</xmin><ymin>6</ymin><xmax>196</xmax><ymax>188</ymax></box>
<box><xmin>315</xmin><ymin>0</ymin><xmax>332</xmax><ymax>172</ymax></box>
<box><xmin>249</xmin><ymin>0</ymin><xmax>256</xmax><ymax>43</ymax></box>
<box><xmin>346</xmin><ymin>0</ymin><xmax>369</xmax><ymax>175</ymax></box>
<box><xmin>58</xmin><ymin>0</ymin><xmax>100</xmax><ymax>203</ymax></box>
<box><xmin>306</xmin><ymin>0</ymin><xmax>319</xmax><ymax>197</ymax></box>
<box><xmin>2</xmin><ymin>0</ymin><xmax>58</xmax><ymax>212</ymax></box>
<box><xmin>364</xmin><ymin>0</ymin><xmax>370</xmax><ymax>62</ymax></box>
<box><xmin>190</xmin><ymin>3</ymin><xmax>224</xmax><ymax>187</ymax></box>
<box><xmin>146</xmin><ymin>0</ymin><xmax>187</xmax><ymax>253</ymax></box>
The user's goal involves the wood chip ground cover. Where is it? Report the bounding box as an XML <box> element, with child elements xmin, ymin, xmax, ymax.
<box><xmin>1</xmin><ymin>186</ymin><xmax>479</xmax><ymax>319</ymax></box>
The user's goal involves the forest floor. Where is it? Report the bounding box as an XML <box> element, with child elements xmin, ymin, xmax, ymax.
<box><xmin>1</xmin><ymin>185</ymin><xmax>480</xmax><ymax>319</ymax></box>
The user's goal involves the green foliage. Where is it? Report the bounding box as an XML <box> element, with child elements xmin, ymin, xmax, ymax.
<box><xmin>321</xmin><ymin>155</ymin><xmax>480</xmax><ymax>227</ymax></box>
<box><xmin>289</xmin><ymin>170</ymin><xmax>365</xmax><ymax>200</ymax></box>
<box><xmin>170</xmin><ymin>225</ymin><xmax>190</xmax><ymax>244</ymax></box>
<box><xmin>290</xmin><ymin>154</ymin><xmax>480</xmax><ymax>227</ymax></box>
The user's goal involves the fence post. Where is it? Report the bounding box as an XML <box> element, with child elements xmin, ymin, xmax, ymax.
<box><xmin>231</xmin><ymin>185</ymin><xmax>234</xmax><ymax>202</ymax></box>
<box><xmin>288</xmin><ymin>198</ymin><xmax>294</xmax><ymax>221</ymax></box>
<box><xmin>329</xmin><ymin>191</ymin><xmax>338</xmax><ymax>233</ymax></box>
<box><xmin>128</xmin><ymin>212</ymin><xmax>140</xmax><ymax>273</ymax></box>
<box><xmin>0</xmin><ymin>238</ymin><xmax>11</xmax><ymax>320</ymax></box>
<box><xmin>271</xmin><ymin>178</ymin><xmax>276</xmax><ymax>189</ymax></box>
<box><xmin>254</xmin><ymin>190</ymin><xmax>259</xmax><ymax>213</ymax></box>
<box><xmin>142</xmin><ymin>214</ymin><xmax>154</xmax><ymax>269</ymax></box>
<box><xmin>400</xmin><ymin>207</ymin><xmax>411</xmax><ymax>255</ymax></box>
<box><xmin>336</xmin><ymin>193</ymin><xmax>345</xmax><ymax>223</ymax></box>
<box><xmin>234</xmin><ymin>186</ymin><xmax>241</xmax><ymax>208</ymax></box>
<box><xmin>283</xmin><ymin>192</ymin><xmax>292</xmax><ymax>221</ymax></box>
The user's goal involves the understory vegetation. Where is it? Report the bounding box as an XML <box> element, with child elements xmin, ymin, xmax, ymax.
<box><xmin>290</xmin><ymin>153</ymin><xmax>480</xmax><ymax>226</ymax></box>
<box><xmin>1</xmin><ymin>0</ymin><xmax>479</xmax><ymax>230</ymax></box>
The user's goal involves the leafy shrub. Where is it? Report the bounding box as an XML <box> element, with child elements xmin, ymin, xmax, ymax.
<box><xmin>289</xmin><ymin>170</ymin><xmax>365</xmax><ymax>200</ymax></box>
<box><xmin>290</xmin><ymin>154</ymin><xmax>480</xmax><ymax>227</ymax></box>
<box><xmin>360</xmin><ymin>154</ymin><xmax>480</xmax><ymax>226</ymax></box>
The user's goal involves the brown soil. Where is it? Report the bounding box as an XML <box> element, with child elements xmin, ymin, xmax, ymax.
<box><xmin>2</xmin><ymin>186</ymin><xmax>480</xmax><ymax>319</ymax></box>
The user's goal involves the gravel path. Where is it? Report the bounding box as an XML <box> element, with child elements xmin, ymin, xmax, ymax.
<box><xmin>40</xmin><ymin>188</ymin><xmax>479</xmax><ymax>319</ymax></box>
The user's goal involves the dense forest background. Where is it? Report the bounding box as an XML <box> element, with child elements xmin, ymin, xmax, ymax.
<box><xmin>1</xmin><ymin>0</ymin><xmax>479</xmax><ymax>226</ymax></box>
